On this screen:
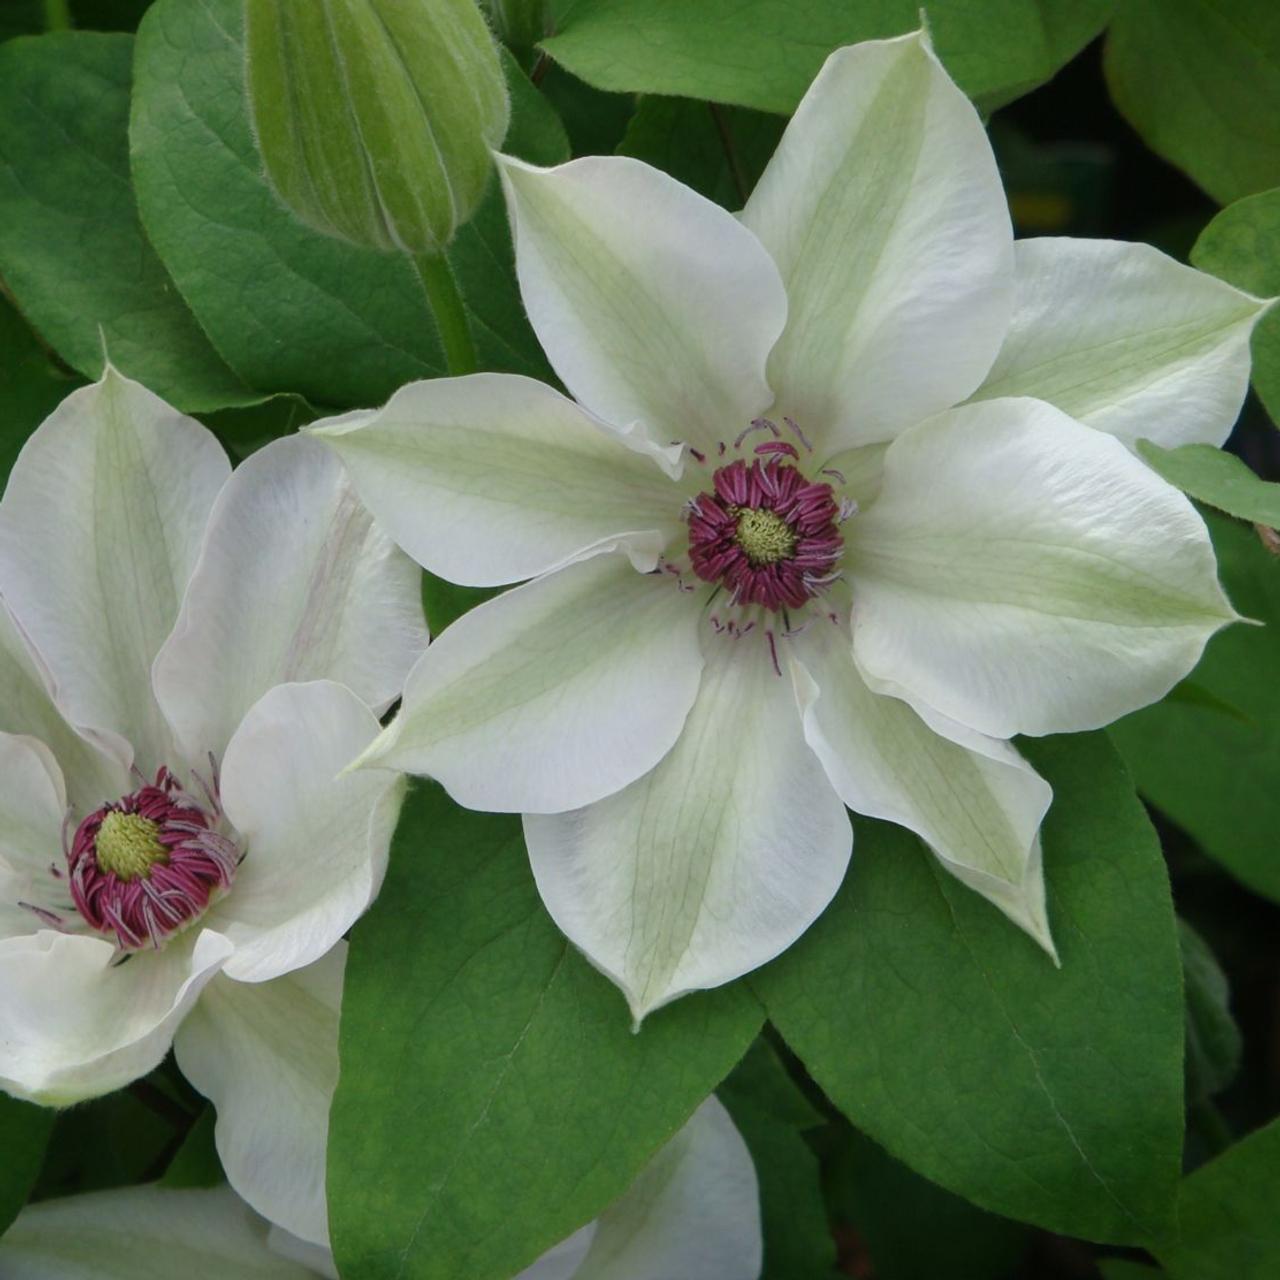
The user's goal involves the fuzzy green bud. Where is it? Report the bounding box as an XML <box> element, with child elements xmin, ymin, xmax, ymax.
<box><xmin>245</xmin><ymin>0</ymin><xmax>510</xmax><ymax>255</ymax></box>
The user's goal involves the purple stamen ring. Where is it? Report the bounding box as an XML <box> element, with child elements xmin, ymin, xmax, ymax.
<box><xmin>686</xmin><ymin>456</ymin><xmax>844</xmax><ymax>610</ymax></box>
<box><xmin>65</xmin><ymin>767</ymin><xmax>240</xmax><ymax>951</ymax></box>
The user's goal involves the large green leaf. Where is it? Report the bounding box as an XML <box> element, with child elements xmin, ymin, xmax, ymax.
<box><xmin>1111</xmin><ymin>512</ymin><xmax>1280</xmax><ymax>903</ymax></box>
<box><xmin>328</xmin><ymin>783</ymin><xmax>763</xmax><ymax>1280</ymax></box>
<box><xmin>543</xmin><ymin>0</ymin><xmax>1113</xmax><ymax>115</ymax></box>
<box><xmin>1156</xmin><ymin>1118</ymin><xmax>1280</xmax><ymax>1279</ymax></box>
<box><xmin>1138</xmin><ymin>442</ymin><xmax>1280</xmax><ymax>528</ymax></box>
<box><xmin>755</xmin><ymin>733</ymin><xmax>1184</xmax><ymax>1245</ymax></box>
<box><xmin>718</xmin><ymin>1041</ymin><xmax>835</xmax><ymax>1279</ymax></box>
<box><xmin>0</xmin><ymin>1094</ymin><xmax>53</xmax><ymax>1235</ymax></box>
<box><xmin>0</xmin><ymin>32</ymin><xmax>255</xmax><ymax>411</ymax></box>
<box><xmin>0</xmin><ymin>296</ymin><xmax>79</xmax><ymax>485</ymax></box>
<box><xmin>1105</xmin><ymin>0</ymin><xmax>1280</xmax><ymax>206</ymax></box>
<box><xmin>1192</xmin><ymin>189</ymin><xmax>1280</xmax><ymax>427</ymax></box>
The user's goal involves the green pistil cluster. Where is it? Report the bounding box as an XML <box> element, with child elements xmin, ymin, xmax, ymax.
<box><xmin>94</xmin><ymin>812</ymin><xmax>169</xmax><ymax>882</ymax></box>
<box><xmin>733</xmin><ymin>506</ymin><xmax>798</xmax><ymax>566</ymax></box>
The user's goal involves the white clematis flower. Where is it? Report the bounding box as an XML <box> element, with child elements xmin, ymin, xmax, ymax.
<box><xmin>312</xmin><ymin>31</ymin><xmax>1266</xmax><ymax>1022</ymax></box>
<box><xmin>0</xmin><ymin>1098</ymin><xmax>761</xmax><ymax>1280</ymax></box>
<box><xmin>0</xmin><ymin>369</ymin><xmax>427</xmax><ymax>1244</ymax></box>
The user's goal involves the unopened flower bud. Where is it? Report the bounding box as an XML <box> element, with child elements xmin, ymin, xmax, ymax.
<box><xmin>245</xmin><ymin>0</ymin><xmax>510</xmax><ymax>254</ymax></box>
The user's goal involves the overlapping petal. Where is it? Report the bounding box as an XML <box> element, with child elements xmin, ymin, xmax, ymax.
<box><xmin>571</xmin><ymin>1097</ymin><xmax>761</xmax><ymax>1280</ymax></box>
<box><xmin>0</xmin><ymin>369</ymin><xmax>229</xmax><ymax>774</ymax></box>
<box><xmin>360</xmin><ymin>552</ymin><xmax>705</xmax><ymax>814</ymax></box>
<box><xmin>210</xmin><ymin>682</ymin><xmax>402</xmax><ymax>984</ymax></box>
<box><xmin>0</xmin><ymin>927</ymin><xmax>232</xmax><ymax>1105</ymax></box>
<box><xmin>0</xmin><ymin>732</ymin><xmax>68</xmax><ymax>939</ymax></box>
<box><xmin>497</xmin><ymin>153</ymin><xmax>786</xmax><ymax>451</ymax></box>
<box><xmin>153</xmin><ymin>434</ymin><xmax>426</xmax><ymax>765</ymax></box>
<box><xmin>173</xmin><ymin>947</ymin><xmax>345</xmax><ymax>1249</ymax></box>
<box><xmin>525</xmin><ymin>636</ymin><xmax>851</xmax><ymax>1022</ymax></box>
<box><xmin>740</xmin><ymin>31</ymin><xmax>1013</xmax><ymax>452</ymax></box>
<box><xmin>0</xmin><ymin>603</ymin><xmax>127</xmax><ymax>813</ymax></box>
<box><xmin>849</xmin><ymin>397</ymin><xmax>1237</xmax><ymax>739</ymax></box>
<box><xmin>790</xmin><ymin>622</ymin><xmax>1054</xmax><ymax>953</ymax></box>
<box><xmin>969</xmin><ymin>238</ymin><xmax>1271</xmax><ymax>449</ymax></box>
<box><xmin>0</xmin><ymin>1185</ymin><xmax>321</xmax><ymax>1279</ymax></box>
<box><xmin>311</xmin><ymin>374</ymin><xmax>684</xmax><ymax>586</ymax></box>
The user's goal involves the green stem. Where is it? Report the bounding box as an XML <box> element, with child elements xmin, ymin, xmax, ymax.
<box><xmin>413</xmin><ymin>253</ymin><xmax>477</xmax><ymax>377</ymax></box>
<box><xmin>43</xmin><ymin>0</ymin><xmax>72</xmax><ymax>30</ymax></box>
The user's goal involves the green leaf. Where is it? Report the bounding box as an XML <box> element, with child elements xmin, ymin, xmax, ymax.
<box><xmin>755</xmin><ymin>733</ymin><xmax>1184</xmax><ymax>1245</ymax></box>
<box><xmin>159</xmin><ymin>1107</ymin><xmax>224</xmax><ymax>1189</ymax></box>
<box><xmin>618</xmin><ymin>97</ymin><xmax>784</xmax><ymax>209</ymax></box>
<box><xmin>328</xmin><ymin>783</ymin><xmax>763</xmax><ymax>1280</ymax></box>
<box><xmin>1104</xmin><ymin>0</ymin><xmax>1280</xmax><ymax>206</ymax></box>
<box><xmin>1156</xmin><ymin>1118</ymin><xmax>1280</xmax><ymax>1279</ymax></box>
<box><xmin>1179</xmin><ymin>920</ymin><xmax>1243</xmax><ymax>1106</ymax></box>
<box><xmin>129</xmin><ymin>0</ymin><xmax>446</xmax><ymax>408</ymax></box>
<box><xmin>824</xmin><ymin>1124</ymin><xmax>1029</xmax><ymax>1280</ymax></box>
<box><xmin>1099</xmin><ymin>1263</ymin><xmax>1165</xmax><ymax>1280</ymax></box>
<box><xmin>1138</xmin><ymin>442</ymin><xmax>1280</xmax><ymax>527</ymax></box>
<box><xmin>719</xmin><ymin>1041</ymin><xmax>835</xmax><ymax>1279</ymax></box>
<box><xmin>0</xmin><ymin>295</ymin><xmax>79</xmax><ymax>485</ymax></box>
<box><xmin>1192</xmin><ymin>190</ymin><xmax>1280</xmax><ymax>427</ymax></box>
<box><xmin>0</xmin><ymin>31</ymin><xmax>256</xmax><ymax>411</ymax></box>
<box><xmin>1111</xmin><ymin>511</ymin><xmax>1280</xmax><ymax>902</ymax></box>
<box><xmin>543</xmin><ymin>0</ymin><xmax>1113</xmax><ymax>115</ymax></box>
<box><xmin>0</xmin><ymin>1094</ymin><xmax>53</xmax><ymax>1235</ymax></box>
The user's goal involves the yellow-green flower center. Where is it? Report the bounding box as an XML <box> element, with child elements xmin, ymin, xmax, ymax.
<box><xmin>95</xmin><ymin>812</ymin><xmax>169</xmax><ymax>882</ymax></box>
<box><xmin>734</xmin><ymin>507</ymin><xmax>797</xmax><ymax>566</ymax></box>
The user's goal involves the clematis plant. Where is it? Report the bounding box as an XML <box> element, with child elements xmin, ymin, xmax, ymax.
<box><xmin>313</xmin><ymin>29</ymin><xmax>1272</xmax><ymax>1024</ymax></box>
<box><xmin>0</xmin><ymin>1098</ymin><xmax>761</xmax><ymax>1280</ymax></box>
<box><xmin>0</xmin><ymin>370</ymin><xmax>426</xmax><ymax>1244</ymax></box>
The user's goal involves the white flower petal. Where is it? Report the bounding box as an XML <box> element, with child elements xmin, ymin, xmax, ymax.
<box><xmin>969</xmin><ymin>238</ymin><xmax>1271</xmax><ymax>449</ymax></box>
<box><xmin>525</xmin><ymin>635</ymin><xmax>851</xmax><ymax>1022</ymax></box>
<box><xmin>153</xmin><ymin>435</ymin><xmax>426</xmax><ymax>766</ymax></box>
<box><xmin>740</xmin><ymin>31</ymin><xmax>1013</xmax><ymax>451</ymax></box>
<box><xmin>211</xmin><ymin>682</ymin><xmax>402</xmax><ymax>984</ymax></box>
<box><xmin>0</xmin><ymin>370</ymin><xmax>229</xmax><ymax>774</ymax></box>
<box><xmin>790</xmin><ymin>621</ymin><xmax>1054</xmax><ymax>955</ymax></box>
<box><xmin>0</xmin><ymin>602</ymin><xmax>128</xmax><ymax>812</ymax></box>
<box><xmin>850</xmin><ymin>397</ymin><xmax>1237</xmax><ymax>739</ymax></box>
<box><xmin>0</xmin><ymin>928</ymin><xmax>232</xmax><ymax>1105</ymax></box>
<box><xmin>498</xmin><ymin>153</ymin><xmax>786</xmax><ymax>451</ymax></box>
<box><xmin>265</xmin><ymin>1227</ymin><xmax>339</xmax><ymax>1279</ymax></box>
<box><xmin>311</xmin><ymin>374</ymin><xmax>684</xmax><ymax>586</ymax></box>
<box><xmin>362</xmin><ymin>553</ymin><xmax>704</xmax><ymax>815</ymax></box>
<box><xmin>515</xmin><ymin>1227</ymin><xmax>598</xmax><ymax>1280</ymax></box>
<box><xmin>0</xmin><ymin>1185</ymin><xmax>323</xmax><ymax>1279</ymax></box>
<box><xmin>0</xmin><ymin>732</ymin><xmax>69</xmax><ymax>939</ymax></box>
<box><xmin>174</xmin><ymin>947</ymin><xmax>345</xmax><ymax>1249</ymax></box>
<box><xmin>573</xmin><ymin>1097</ymin><xmax>762</xmax><ymax>1280</ymax></box>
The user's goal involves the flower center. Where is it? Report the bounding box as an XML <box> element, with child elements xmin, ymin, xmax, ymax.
<box><xmin>734</xmin><ymin>507</ymin><xmax>797</xmax><ymax>566</ymax></box>
<box><xmin>66</xmin><ymin>767</ymin><xmax>240</xmax><ymax>951</ymax></box>
<box><xmin>93</xmin><ymin>812</ymin><xmax>168</xmax><ymax>881</ymax></box>
<box><xmin>686</xmin><ymin>456</ymin><xmax>844</xmax><ymax>611</ymax></box>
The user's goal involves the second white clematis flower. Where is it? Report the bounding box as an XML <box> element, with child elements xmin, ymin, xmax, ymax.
<box><xmin>314</xmin><ymin>31</ymin><xmax>1267</xmax><ymax>1021</ymax></box>
<box><xmin>0</xmin><ymin>370</ymin><xmax>426</xmax><ymax>1243</ymax></box>
<box><xmin>0</xmin><ymin>1098</ymin><xmax>761</xmax><ymax>1280</ymax></box>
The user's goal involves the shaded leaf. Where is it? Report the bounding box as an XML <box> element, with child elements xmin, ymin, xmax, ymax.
<box><xmin>0</xmin><ymin>1093</ymin><xmax>54</xmax><ymax>1235</ymax></box>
